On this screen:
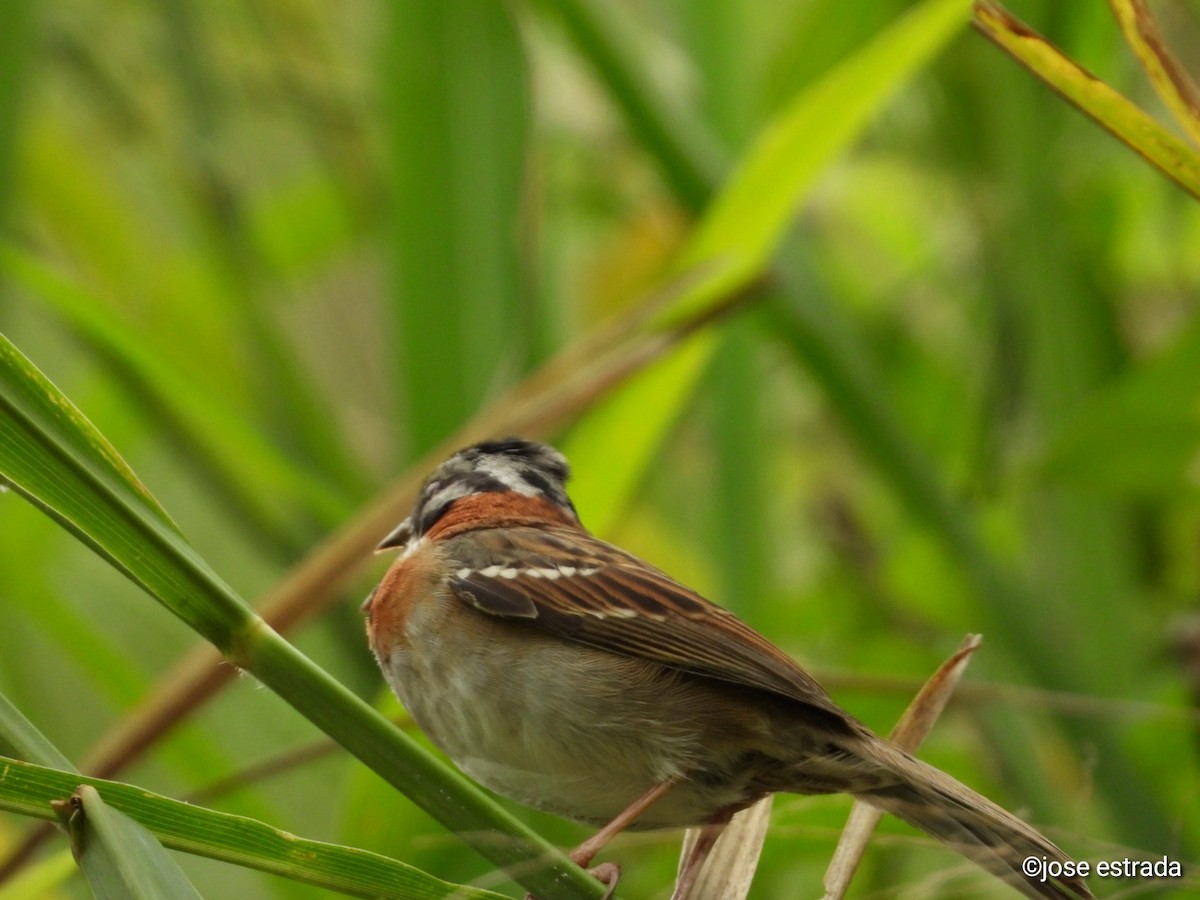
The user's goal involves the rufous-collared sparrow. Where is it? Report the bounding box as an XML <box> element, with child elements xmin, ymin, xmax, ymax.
<box><xmin>363</xmin><ymin>438</ymin><xmax>1092</xmax><ymax>899</ymax></box>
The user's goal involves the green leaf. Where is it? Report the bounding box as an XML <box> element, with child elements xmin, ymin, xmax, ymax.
<box><xmin>974</xmin><ymin>1</ymin><xmax>1200</xmax><ymax>200</ymax></box>
<box><xmin>387</xmin><ymin>0</ymin><xmax>532</xmax><ymax>454</ymax></box>
<box><xmin>56</xmin><ymin>785</ymin><xmax>204</xmax><ymax>900</ymax></box>
<box><xmin>2</xmin><ymin>757</ymin><xmax>507</xmax><ymax>900</ymax></box>
<box><xmin>1109</xmin><ymin>0</ymin><xmax>1200</xmax><ymax>148</ymax></box>
<box><xmin>0</xmin><ymin>333</ymin><xmax>180</xmax><ymax>534</ymax></box>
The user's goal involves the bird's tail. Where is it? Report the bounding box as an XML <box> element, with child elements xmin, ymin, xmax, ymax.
<box><xmin>853</xmin><ymin>741</ymin><xmax>1093</xmax><ymax>899</ymax></box>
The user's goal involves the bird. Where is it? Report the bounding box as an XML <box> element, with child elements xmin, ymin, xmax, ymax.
<box><xmin>363</xmin><ymin>437</ymin><xmax>1093</xmax><ymax>899</ymax></box>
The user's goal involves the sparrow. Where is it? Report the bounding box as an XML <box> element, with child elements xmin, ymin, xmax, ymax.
<box><xmin>363</xmin><ymin>438</ymin><xmax>1092</xmax><ymax>899</ymax></box>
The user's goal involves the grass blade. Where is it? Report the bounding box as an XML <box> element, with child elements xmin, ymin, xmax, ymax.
<box><xmin>3</xmin><ymin>756</ymin><xmax>508</xmax><ymax>900</ymax></box>
<box><xmin>533</xmin><ymin>0</ymin><xmax>723</xmax><ymax>210</ymax></box>
<box><xmin>823</xmin><ymin>635</ymin><xmax>982</xmax><ymax>899</ymax></box>
<box><xmin>973</xmin><ymin>0</ymin><xmax>1200</xmax><ymax>200</ymax></box>
<box><xmin>386</xmin><ymin>0</ymin><xmax>531</xmax><ymax>455</ymax></box>
<box><xmin>55</xmin><ymin>785</ymin><xmax>203</xmax><ymax>900</ymax></box>
<box><xmin>1109</xmin><ymin>0</ymin><xmax>1200</xmax><ymax>147</ymax></box>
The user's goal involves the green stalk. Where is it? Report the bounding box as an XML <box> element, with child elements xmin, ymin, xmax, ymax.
<box><xmin>0</xmin><ymin>331</ymin><xmax>602</xmax><ymax>899</ymax></box>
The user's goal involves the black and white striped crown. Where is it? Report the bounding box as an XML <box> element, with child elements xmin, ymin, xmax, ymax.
<box><xmin>380</xmin><ymin>438</ymin><xmax>579</xmax><ymax>549</ymax></box>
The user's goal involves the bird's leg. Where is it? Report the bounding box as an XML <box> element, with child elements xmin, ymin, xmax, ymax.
<box><xmin>669</xmin><ymin>807</ymin><xmax>735</xmax><ymax>900</ymax></box>
<box><xmin>570</xmin><ymin>778</ymin><xmax>678</xmax><ymax>867</ymax></box>
<box><xmin>524</xmin><ymin>779</ymin><xmax>678</xmax><ymax>900</ymax></box>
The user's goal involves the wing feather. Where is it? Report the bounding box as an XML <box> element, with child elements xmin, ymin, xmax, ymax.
<box><xmin>445</xmin><ymin>526</ymin><xmax>848</xmax><ymax>719</ymax></box>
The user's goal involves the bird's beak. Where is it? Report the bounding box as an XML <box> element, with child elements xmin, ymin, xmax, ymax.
<box><xmin>377</xmin><ymin>517</ymin><xmax>413</xmax><ymax>552</ymax></box>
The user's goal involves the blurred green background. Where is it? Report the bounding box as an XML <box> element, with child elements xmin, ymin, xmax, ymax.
<box><xmin>1</xmin><ymin>0</ymin><xmax>1199</xmax><ymax>897</ymax></box>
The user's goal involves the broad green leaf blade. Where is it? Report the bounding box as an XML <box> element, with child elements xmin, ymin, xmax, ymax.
<box><xmin>0</xmin><ymin>332</ymin><xmax>601</xmax><ymax>898</ymax></box>
<box><xmin>671</xmin><ymin>0</ymin><xmax>773</xmax><ymax>623</ymax></box>
<box><xmin>2</xmin><ymin>757</ymin><xmax>507</xmax><ymax>900</ymax></box>
<box><xmin>388</xmin><ymin>0</ymin><xmax>531</xmax><ymax>455</ymax></box>
<box><xmin>973</xmin><ymin>1</ymin><xmax>1200</xmax><ymax>200</ymax></box>
<box><xmin>1109</xmin><ymin>0</ymin><xmax>1200</xmax><ymax>148</ymax></box>
<box><xmin>56</xmin><ymin>785</ymin><xmax>204</xmax><ymax>900</ymax></box>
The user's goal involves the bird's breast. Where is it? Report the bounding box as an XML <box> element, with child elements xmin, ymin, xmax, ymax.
<box><xmin>382</xmin><ymin>585</ymin><xmax>772</xmax><ymax>828</ymax></box>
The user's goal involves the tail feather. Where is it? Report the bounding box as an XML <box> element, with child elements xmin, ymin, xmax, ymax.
<box><xmin>853</xmin><ymin>743</ymin><xmax>1093</xmax><ymax>899</ymax></box>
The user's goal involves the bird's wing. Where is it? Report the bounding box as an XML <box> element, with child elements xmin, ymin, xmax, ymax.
<box><xmin>444</xmin><ymin>525</ymin><xmax>850</xmax><ymax>721</ymax></box>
